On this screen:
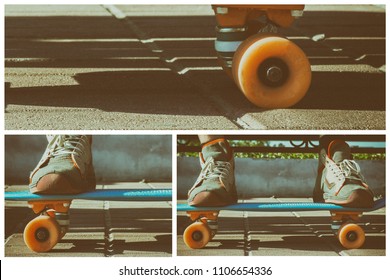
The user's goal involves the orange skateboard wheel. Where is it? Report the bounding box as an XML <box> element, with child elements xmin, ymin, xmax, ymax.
<box><xmin>232</xmin><ymin>34</ymin><xmax>311</xmax><ymax>108</ymax></box>
<box><xmin>337</xmin><ymin>223</ymin><xmax>365</xmax><ymax>249</ymax></box>
<box><xmin>183</xmin><ymin>221</ymin><xmax>211</xmax><ymax>249</ymax></box>
<box><xmin>24</xmin><ymin>215</ymin><xmax>61</xmax><ymax>252</ymax></box>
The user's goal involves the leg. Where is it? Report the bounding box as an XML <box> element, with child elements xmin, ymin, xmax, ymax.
<box><xmin>187</xmin><ymin>136</ymin><xmax>237</xmax><ymax>206</ymax></box>
<box><xmin>313</xmin><ymin>135</ymin><xmax>374</xmax><ymax>208</ymax></box>
<box><xmin>29</xmin><ymin>135</ymin><xmax>96</xmax><ymax>194</ymax></box>
<box><xmin>198</xmin><ymin>135</ymin><xmax>225</xmax><ymax>144</ymax></box>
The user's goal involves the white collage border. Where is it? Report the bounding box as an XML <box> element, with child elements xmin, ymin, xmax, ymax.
<box><xmin>1</xmin><ymin>1</ymin><xmax>388</xmax><ymax>279</ymax></box>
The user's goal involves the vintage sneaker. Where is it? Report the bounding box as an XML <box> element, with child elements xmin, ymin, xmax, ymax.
<box><xmin>313</xmin><ymin>138</ymin><xmax>374</xmax><ymax>208</ymax></box>
<box><xmin>188</xmin><ymin>138</ymin><xmax>237</xmax><ymax>206</ymax></box>
<box><xmin>29</xmin><ymin>135</ymin><xmax>96</xmax><ymax>194</ymax></box>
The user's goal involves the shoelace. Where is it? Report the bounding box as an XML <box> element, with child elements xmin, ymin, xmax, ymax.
<box><xmin>47</xmin><ymin>135</ymin><xmax>89</xmax><ymax>159</ymax></box>
<box><xmin>337</xmin><ymin>159</ymin><xmax>365</xmax><ymax>182</ymax></box>
<box><xmin>200</xmin><ymin>157</ymin><xmax>231</xmax><ymax>180</ymax></box>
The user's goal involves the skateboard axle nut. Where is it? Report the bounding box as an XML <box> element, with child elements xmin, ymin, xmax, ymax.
<box><xmin>346</xmin><ymin>231</ymin><xmax>358</xmax><ymax>242</ymax></box>
<box><xmin>266</xmin><ymin>66</ymin><xmax>283</xmax><ymax>83</ymax></box>
<box><xmin>192</xmin><ymin>230</ymin><xmax>203</xmax><ymax>242</ymax></box>
<box><xmin>35</xmin><ymin>227</ymin><xmax>50</xmax><ymax>242</ymax></box>
<box><xmin>258</xmin><ymin>58</ymin><xmax>289</xmax><ymax>87</ymax></box>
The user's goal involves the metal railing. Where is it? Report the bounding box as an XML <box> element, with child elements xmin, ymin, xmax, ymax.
<box><xmin>177</xmin><ymin>135</ymin><xmax>385</xmax><ymax>154</ymax></box>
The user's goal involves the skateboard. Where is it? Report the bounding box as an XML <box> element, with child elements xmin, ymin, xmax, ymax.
<box><xmin>212</xmin><ymin>5</ymin><xmax>311</xmax><ymax>108</ymax></box>
<box><xmin>178</xmin><ymin>198</ymin><xmax>385</xmax><ymax>250</ymax></box>
<box><xmin>5</xmin><ymin>189</ymin><xmax>172</xmax><ymax>252</ymax></box>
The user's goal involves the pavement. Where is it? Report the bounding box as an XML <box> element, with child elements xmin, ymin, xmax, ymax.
<box><xmin>4</xmin><ymin>5</ymin><xmax>385</xmax><ymax>130</ymax></box>
<box><xmin>177</xmin><ymin>198</ymin><xmax>385</xmax><ymax>256</ymax></box>
<box><xmin>5</xmin><ymin>182</ymin><xmax>172</xmax><ymax>257</ymax></box>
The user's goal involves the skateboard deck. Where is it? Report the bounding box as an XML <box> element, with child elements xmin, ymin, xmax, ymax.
<box><xmin>177</xmin><ymin>198</ymin><xmax>385</xmax><ymax>212</ymax></box>
<box><xmin>5</xmin><ymin>189</ymin><xmax>172</xmax><ymax>201</ymax></box>
<box><xmin>178</xmin><ymin>198</ymin><xmax>385</xmax><ymax>250</ymax></box>
<box><xmin>212</xmin><ymin>4</ymin><xmax>311</xmax><ymax>109</ymax></box>
<box><xmin>5</xmin><ymin>189</ymin><xmax>172</xmax><ymax>253</ymax></box>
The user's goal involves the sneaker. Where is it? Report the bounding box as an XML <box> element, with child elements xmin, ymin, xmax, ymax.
<box><xmin>188</xmin><ymin>139</ymin><xmax>237</xmax><ymax>206</ymax></box>
<box><xmin>29</xmin><ymin>135</ymin><xmax>96</xmax><ymax>194</ymax></box>
<box><xmin>313</xmin><ymin>139</ymin><xmax>374</xmax><ymax>208</ymax></box>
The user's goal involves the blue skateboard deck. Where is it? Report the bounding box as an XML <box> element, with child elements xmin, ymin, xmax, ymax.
<box><xmin>5</xmin><ymin>189</ymin><xmax>172</xmax><ymax>202</ymax></box>
<box><xmin>177</xmin><ymin>197</ymin><xmax>385</xmax><ymax>213</ymax></box>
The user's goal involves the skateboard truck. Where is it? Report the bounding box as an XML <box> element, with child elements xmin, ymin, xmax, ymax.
<box><xmin>212</xmin><ymin>5</ymin><xmax>311</xmax><ymax>109</ymax></box>
<box><xmin>25</xmin><ymin>200</ymin><xmax>71</xmax><ymax>252</ymax></box>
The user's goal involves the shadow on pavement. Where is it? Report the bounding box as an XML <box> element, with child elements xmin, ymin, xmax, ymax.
<box><xmin>5</xmin><ymin>9</ymin><xmax>385</xmax><ymax>114</ymax></box>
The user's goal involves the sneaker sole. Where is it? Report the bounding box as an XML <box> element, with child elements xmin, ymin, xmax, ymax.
<box><xmin>189</xmin><ymin>191</ymin><xmax>237</xmax><ymax>207</ymax></box>
<box><xmin>30</xmin><ymin>174</ymin><xmax>81</xmax><ymax>195</ymax></box>
<box><xmin>325</xmin><ymin>189</ymin><xmax>374</xmax><ymax>208</ymax></box>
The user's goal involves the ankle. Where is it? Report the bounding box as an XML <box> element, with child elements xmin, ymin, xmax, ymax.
<box><xmin>201</xmin><ymin>138</ymin><xmax>232</xmax><ymax>162</ymax></box>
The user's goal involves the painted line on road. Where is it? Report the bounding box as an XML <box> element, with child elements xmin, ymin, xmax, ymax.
<box><xmin>178</xmin><ymin>67</ymin><xmax>221</xmax><ymax>75</ymax></box>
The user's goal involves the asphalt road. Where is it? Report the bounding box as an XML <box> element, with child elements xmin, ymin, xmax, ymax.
<box><xmin>4</xmin><ymin>5</ymin><xmax>385</xmax><ymax>130</ymax></box>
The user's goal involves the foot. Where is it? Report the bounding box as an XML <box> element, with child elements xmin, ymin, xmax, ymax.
<box><xmin>29</xmin><ymin>135</ymin><xmax>96</xmax><ymax>194</ymax></box>
<box><xmin>313</xmin><ymin>139</ymin><xmax>374</xmax><ymax>208</ymax></box>
<box><xmin>188</xmin><ymin>139</ymin><xmax>237</xmax><ymax>207</ymax></box>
